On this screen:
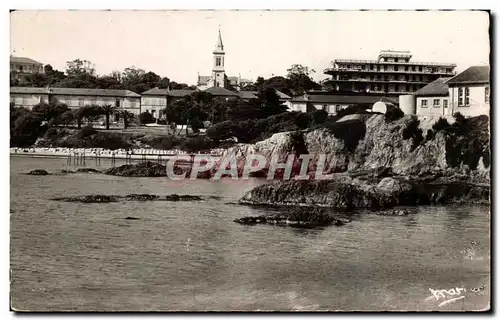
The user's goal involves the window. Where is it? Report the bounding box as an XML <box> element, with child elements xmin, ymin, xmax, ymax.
<box><xmin>376</xmin><ymin>65</ymin><xmax>380</xmax><ymax>71</ymax></box>
<box><xmin>394</xmin><ymin>65</ymin><xmax>399</xmax><ymax>71</ymax></box>
<box><xmin>421</xmin><ymin>99</ymin><xmax>428</xmax><ymax>108</ymax></box>
<box><xmin>443</xmin><ymin>100</ymin><xmax>448</xmax><ymax>108</ymax></box>
<box><xmin>419</xmin><ymin>66</ymin><xmax>423</xmax><ymax>72</ymax></box>
<box><xmin>395</xmin><ymin>58</ymin><xmax>399</xmax><ymax>63</ymax></box>
<box><xmin>412</xmin><ymin>66</ymin><xmax>416</xmax><ymax>71</ymax></box>
<box><xmin>433</xmin><ymin>99</ymin><xmax>440</xmax><ymax>107</ymax></box>
<box><xmin>322</xmin><ymin>104</ymin><xmax>328</xmax><ymax>111</ymax></box>
<box><xmin>458</xmin><ymin>87</ymin><xmax>464</xmax><ymax>106</ymax></box>
<box><xmin>335</xmin><ymin>105</ymin><xmax>342</xmax><ymax>112</ymax></box>
<box><xmin>459</xmin><ymin>87</ymin><xmax>470</xmax><ymax>106</ymax></box>
<box><xmin>115</xmin><ymin>99</ymin><xmax>121</xmax><ymax>107</ymax></box>
<box><xmin>405</xmin><ymin>66</ymin><xmax>409</xmax><ymax>71</ymax></box>
<box><xmin>485</xmin><ymin>85</ymin><xmax>490</xmax><ymax>103</ymax></box>
<box><xmin>370</xmin><ymin>64</ymin><xmax>374</xmax><ymax>70</ymax></box>
<box><xmin>78</xmin><ymin>98</ymin><xmax>84</xmax><ymax>106</ymax></box>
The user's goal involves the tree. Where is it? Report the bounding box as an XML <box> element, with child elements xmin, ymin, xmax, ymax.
<box><xmin>65</xmin><ymin>59</ymin><xmax>96</xmax><ymax>77</ymax></box>
<box><xmin>100</xmin><ymin>104</ymin><xmax>117</xmax><ymax>130</ymax></box>
<box><xmin>255</xmin><ymin>76</ymin><xmax>265</xmax><ymax>89</ymax></box>
<box><xmin>158</xmin><ymin>77</ymin><xmax>171</xmax><ymax>89</ymax></box>
<box><xmin>257</xmin><ymin>88</ymin><xmax>288</xmax><ymax>118</ymax></box>
<box><xmin>74</xmin><ymin>108</ymin><xmax>86</xmax><ymax>129</ymax></box>
<box><xmin>139</xmin><ymin>111</ymin><xmax>155</xmax><ymax>124</ymax></box>
<box><xmin>286</xmin><ymin>64</ymin><xmax>315</xmax><ymax>78</ymax></box>
<box><xmin>95</xmin><ymin>76</ymin><xmax>124</xmax><ymax>89</ymax></box>
<box><xmin>121</xmin><ymin>66</ymin><xmax>146</xmax><ymax>92</ymax></box>
<box><xmin>11</xmin><ymin>112</ymin><xmax>46</xmax><ymax>147</ymax></box>
<box><xmin>285</xmin><ymin>64</ymin><xmax>321</xmax><ymax>95</ymax></box>
<box><xmin>31</xmin><ymin>102</ymin><xmax>69</xmax><ymax>124</ymax></box>
<box><xmin>56</xmin><ymin>110</ymin><xmax>75</xmax><ymax>127</ymax></box>
<box><xmin>78</xmin><ymin>105</ymin><xmax>102</xmax><ymax>125</ymax></box>
<box><xmin>116</xmin><ymin>110</ymin><xmax>135</xmax><ymax>129</ymax></box>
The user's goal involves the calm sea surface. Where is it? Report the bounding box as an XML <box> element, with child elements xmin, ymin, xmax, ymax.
<box><xmin>10</xmin><ymin>155</ymin><xmax>490</xmax><ymax>311</ymax></box>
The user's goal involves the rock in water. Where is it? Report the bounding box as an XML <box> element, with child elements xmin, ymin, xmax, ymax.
<box><xmin>234</xmin><ymin>207</ymin><xmax>350</xmax><ymax>228</ymax></box>
<box><xmin>27</xmin><ymin>169</ymin><xmax>50</xmax><ymax>175</ymax></box>
<box><xmin>103</xmin><ymin>162</ymin><xmax>166</xmax><ymax>177</ymax></box>
<box><xmin>165</xmin><ymin>194</ymin><xmax>203</xmax><ymax>202</ymax></box>
<box><xmin>52</xmin><ymin>195</ymin><xmax>119</xmax><ymax>203</ymax></box>
<box><xmin>76</xmin><ymin>168</ymin><xmax>102</xmax><ymax>174</ymax></box>
<box><xmin>126</xmin><ymin>194</ymin><xmax>159</xmax><ymax>201</ymax></box>
<box><xmin>376</xmin><ymin>209</ymin><xmax>410</xmax><ymax>216</ymax></box>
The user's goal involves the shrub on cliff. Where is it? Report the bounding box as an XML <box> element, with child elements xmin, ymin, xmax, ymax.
<box><xmin>432</xmin><ymin>117</ymin><xmax>450</xmax><ymax>132</ymax></box>
<box><xmin>445</xmin><ymin>115</ymin><xmax>490</xmax><ymax>170</ymax></box>
<box><xmin>324</xmin><ymin>119</ymin><xmax>366</xmax><ymax>153</ymax></box>
<box><xmin>402</xmin><ymin>118</ymin><xmax>424</xmax><ymax>152</ymax></box>
<box><xmin>384</xmin><ymin>106</ymin><xmax>404</xmax><ymax>123</ymax></box>
<box><xmin>311</xmin><ymin>110</ymin><xmax>328</xmax><ymax>125</ymax></box>
<box><xmin>425</xmin><ymin>129</ymin><xmax>435</xmax><ymax>141</ymax></box>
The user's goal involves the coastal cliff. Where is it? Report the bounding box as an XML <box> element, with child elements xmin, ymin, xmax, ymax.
<box><xmin>217</xmin><ymin>114</ymin><xmax>489</xmax><ymax>176</ymax></box>
<box><xmin>232</xmin><ymin>113</ymin><xmax>490</xmax><ymax>209</ymax></box>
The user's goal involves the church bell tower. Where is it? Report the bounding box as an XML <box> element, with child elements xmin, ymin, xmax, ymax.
<box><xmin>212</xmin><ymin>26</ymin><xmax>226</xmax><ymax>88</ymax></box>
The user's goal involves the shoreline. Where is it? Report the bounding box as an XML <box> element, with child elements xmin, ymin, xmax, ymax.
<box><xmin>10</xmin><ymin>147</ymin><xmax>223</xmax><ymax>161</ymax></box>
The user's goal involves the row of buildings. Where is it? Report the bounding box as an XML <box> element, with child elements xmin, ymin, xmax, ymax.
<box><xmin>288</xmin><ymin>65</ymin><xmax>490</xmax><ymax>118</ymax></box>
<box><xmin>9</xmin><ymin>85</ymin><xmax>292</xmax><ymax>118</ymax></box>
<box><xmin>10</xmin><ymin>29</ymin><xmax>490</xmax><ymax>119</ymax></box>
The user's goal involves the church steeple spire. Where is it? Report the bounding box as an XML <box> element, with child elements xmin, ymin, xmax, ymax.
<box><xmin>214</xmin><ymin>25</ymin><xmax>224</xmax><ymax>53</ymax></box>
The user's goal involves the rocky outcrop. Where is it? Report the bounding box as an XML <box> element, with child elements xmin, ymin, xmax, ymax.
<box><xmin>27</xmin><ymin>169</ymin><xmax>50</xmax><ymax>175</ymax></box>
<box><xmin>234</xmin><ymin>207</ymin><xmax>351</xmax><ymax>228</ymax></box>
<box><xmin>376</xmin><ymin>209</ymin><xmax>410</xmax><ymax>216</ymax></box>
<box><xmin>76</xmin><ymin>168</ymin><xmax>102</xmax><ymax>174</ymax></box>
<box><xmin>53</xmin><ymin>195</ymin><xmax>119</xmax><ymax>203</ymax></box>
<box><xmin>103</xmin><ymin>161</ymin><xmax>212</xmax><ymax>179</ymax></box>
<box><xmin>52</xmin><ymin>193</ymin><xmax>210</xmax><ymax>203</ymax></box>
<box><xmin>214</xmin><ymin>114</ymin><xmax>490</xmax><ymax>177</ymax></box>
<box><xmin>103</xmin><ymin>162</ymin><xmax>167</xmax><ymax>177</ymax></box>
<box><xmin>165</xmin><ymin>194</ymin><xmax>203</xmax><ymax>202</ymax></box>
<box><xmin>125</xmin><ymin>194</ymin><xmax>159</xmax><ymax>201</ymax></box>
<box><xmin>238</xmin><ymin>174</ymin><xmax>490</xmax><ymax>210</ymax></box>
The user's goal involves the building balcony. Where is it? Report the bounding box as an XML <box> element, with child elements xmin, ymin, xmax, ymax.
<box><xmin>332</xmin><ymin>59</ymin><xmax>457</xmax><ymax>67</ymax></box>
<box><xmin>324</xmin><ymin>67</ymin><xmax>456</xmax><ymax>75</ymax></box>
<box><xmin>329</xmin><ymin>78</ymin><xmax>432</xmax><ymax>84</ymax></box>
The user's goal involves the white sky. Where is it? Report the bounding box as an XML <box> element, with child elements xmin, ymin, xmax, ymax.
<box><xmin>10</xmin><ymin>10</ymin><xmax>490</xmax><ymax>85</ymax></box>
